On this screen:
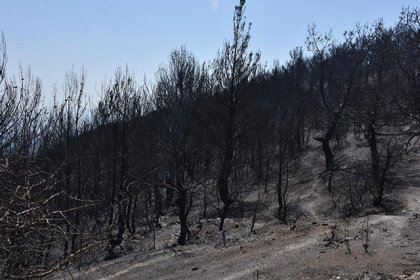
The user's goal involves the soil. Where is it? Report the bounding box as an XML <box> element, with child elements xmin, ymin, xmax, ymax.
<box><xmin>55</xmin><ymin>140</ymin><xmax>420</xmax><ymax>280</ymax></box>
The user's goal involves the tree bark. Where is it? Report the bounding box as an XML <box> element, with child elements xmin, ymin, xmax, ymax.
<box><xmin>177</xmin><ymin>188</ymin><xmax>190</xmax><ymax>245</ymax></box>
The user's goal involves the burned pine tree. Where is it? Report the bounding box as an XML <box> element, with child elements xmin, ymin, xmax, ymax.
<box><xmin>212</xmin><ymin>0</ymin><xmax>260</xmax><ymax>231</ymax></box>
<box><xmin>152</xmin><ymin>47</ymin><xmax>210</xmax><ymax>245</ymax></box>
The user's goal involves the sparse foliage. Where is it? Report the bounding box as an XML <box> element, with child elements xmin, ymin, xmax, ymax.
<box><xmin>0</xmin><ymin>4</ymin><xmax>419</xmax><ymax>278</ymax></box>
<box><xmin>212</xmin><ymin>0</ymin><xmax>260</xmax><ymax>231</ymax></box>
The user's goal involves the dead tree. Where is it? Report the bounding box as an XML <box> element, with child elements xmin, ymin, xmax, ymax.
<box><xmin>153</xmin><ymin>47</ymin><xmax>209</xmax><ymax>245</ymax></box>
<box><xmin>212</xmin><ymin>0</ymin><xmax>260</xmax><ymax>231</ymax></box>
<box><xmin>95</xmin><ymin>68</ymin><xmax>139</xmax><ymax>259</ymax></box>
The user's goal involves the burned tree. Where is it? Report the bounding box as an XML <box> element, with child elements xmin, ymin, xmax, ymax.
<box><xmin>212</xmin><ymin>0</ymin><xmax>260</xmax><ymax>231</ymax></box>
<box><xmin>153</xmin><ymin>47</ymin><xmax>209</xmax><ymax>245</ymax></box>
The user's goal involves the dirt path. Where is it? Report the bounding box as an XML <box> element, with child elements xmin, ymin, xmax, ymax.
<box><xmin>63</xmin><ymin>212</ymin><xmax>418</xmax><ymax>280</ymax></box>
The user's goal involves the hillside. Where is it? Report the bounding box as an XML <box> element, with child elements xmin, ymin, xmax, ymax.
<box><xmin>1</xmin><ymin>3</ymin><xmax>419</xmax><ymax>279</ymax></box>
<box><xmin>54</xmin><ymin>139</ymin><xmax>420</xmax><ymax>280</ymax></box>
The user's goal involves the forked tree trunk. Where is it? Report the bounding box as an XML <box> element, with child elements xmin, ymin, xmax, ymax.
<box><xmin>313</xmin><ymin>111</ymin><xmax>340</xmax><ymax>171</ymax></box>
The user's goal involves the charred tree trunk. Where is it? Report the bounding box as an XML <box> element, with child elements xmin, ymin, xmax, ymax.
<box><xmin>165</xmin><ymin>187</ymin><xmax>174</xmax><ymax>208</ymax></box>
<box><xmin>125</xmin><ymin>191</ymin><xmax>133</xmax><ymax>234</ymax></box>
<box><xmin>277</xmin><ymin>159</ymin><xmax>284</xmax><ymax>222</ymax></box>
<box><xmin>129</xmin><ymin>194</ymin><xmax>138</xmax><ymax>235</ymax></box>
<box><xmin>313</xmin><ymin>111</ymin><xmax>341</xmax><ymax>171</ymax></box>
<box><xmin>177</xmin><ymin>188</ymin><xmax>190</xmax><ymax>245</ymax></box>
<box><xmin>107</xmin><ymin>122</ymin><xmax>119</xmax><ymax>258</ymax></box>
<box><xmin>367</xmin><ymin>122</ymin><xmax>381</xmax><ymax>206</ymax></box>
<box><xmin>217</xmin><ymin>98</ymin><xmax>235</xmax><ymax>231</ymax></box>
<box><xmin>154</xmin><ymin>186</ymin><xmax>162</xmax><ymax>227</ymax></box>
<box><xmin>367</xmin><ymin>122</ymin><xmax>392</xmax><ymax>207</ymax></box>
<box><xmin>257</xmin><ymin>128</ymin><xmax>263</xmax><ymax>181</ymax></box>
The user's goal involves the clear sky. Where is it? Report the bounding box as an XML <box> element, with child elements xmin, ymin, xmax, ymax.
<box><xmin>0</xmin><ymin>0</ymin><xmax>417</xmax><ymax>101</ymax></box>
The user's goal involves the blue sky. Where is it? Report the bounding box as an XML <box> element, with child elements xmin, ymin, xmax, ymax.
<box><xmin>0</xmin><ymin>0</ymin><xmax>417</xmax><ymax>101</ymax></box>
